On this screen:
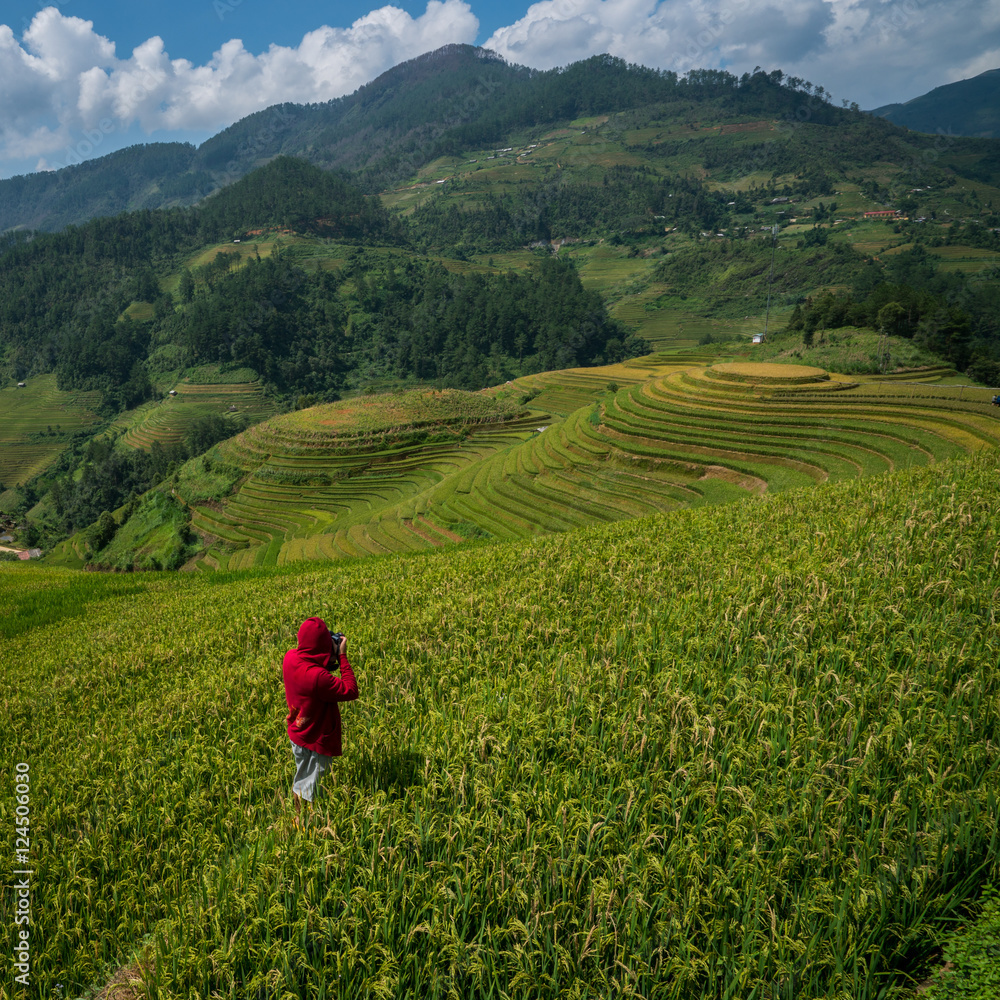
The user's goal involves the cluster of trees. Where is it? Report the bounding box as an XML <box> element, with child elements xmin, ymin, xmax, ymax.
<box><xmin>194</xmin><ymin>158</ymin><xmax>399</xmax><ymax>241</ymax></box>
<box><xmin>0</xmin><ymin>152</ymin><xmax>644</xmax><ymax>413</ymax></box>
<box><xmin>783</xmin><ymin>245</ymin><xmax>1000</xmax><ymax>373</ymax></box>
<box><xmin>441</xmin><ymin>60</ymin><xmax>863</xmax><ymax>164</ymax></box>
<box><xmin>411</xmin><ymin>169</ymin><xmax>732</xmax><ymax>251</ymax></box>
<box><xmin>341</xmin><ymin>252</ymin><xmax>645</xmax><ymax>386</ymax></box>
<box><xmin>24</xmin><ymin>414</ymin><xmax>244</xmax><ymax>544</ymax></box>
<box><xmin>787</xmin><ymin>284</ymin><xmax>973</xmax><ymax>367</ymax></box>
<box><xmin>164</xmin><ymin>254</ymin><xmax>345</xmax><ymax>391</ymax></box>
<box><xmin>163</xmin><ymin>250</ymin><xmax>642</xmax><ymax>391</ymax></box>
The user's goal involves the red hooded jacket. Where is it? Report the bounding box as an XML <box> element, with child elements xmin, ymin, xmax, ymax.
<box><xmin>283</xmin><ymin>617</ymin><xmax>359</xmax><ymax>756</ymax></box>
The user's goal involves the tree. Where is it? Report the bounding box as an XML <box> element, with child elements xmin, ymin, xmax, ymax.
<box><xmin>877</xmin><ymin>302</ymin><xmax>909</xmax><ymax>338</ymax></box>
<box><xmin>88</xmin><ymin>510</ymin><xmax>118</xmax><ymax>551</ymax></box>
<box><xmin>178</xmin><ymin>269</ymin><xmax>196</xmax><ymax>303</ymax></box>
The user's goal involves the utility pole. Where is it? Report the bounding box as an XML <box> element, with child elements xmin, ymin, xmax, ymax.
<box><xmin>762</xmin><ymin>224</ymin><xmax>779</xmax><ymax>341</ymax></box>
<box><xmin>877</xmin><ymin>325</ymin><xmax>890</xmax><ymax>374</ymax></box>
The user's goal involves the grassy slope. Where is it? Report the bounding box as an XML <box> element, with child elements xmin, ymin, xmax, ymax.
<box><xmin>4</xmin><ymin>448</ymin><xmax>999</xmax><ymax>999</ymax></box>
<box><xmin>378</xmin><ymin>107</ymin><xmax>1000</xmax><ymax>347</ymax></box>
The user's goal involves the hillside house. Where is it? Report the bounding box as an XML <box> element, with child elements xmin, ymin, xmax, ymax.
<box><xmin>17</xmin><ymin>382</ymin><xmax>25</xmax><ymax>388</ymax></box>
<box><xmin>864</xmin><ymin>210</ymin><xmax>899</xmax><ymax>219</ymax></box>
<box><xmin>752</xmin><ymin>333</ymin><xmax>764</xmax><ymax>344</ymax></box>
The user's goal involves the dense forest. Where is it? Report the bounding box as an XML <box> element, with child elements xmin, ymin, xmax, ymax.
<box><xmin>0</xmin><ymin>151</ymin><xmax>636</xmax><ymax>410</ymax></box>
<box><xmin>165</xmin><ymin>250</ymin><xmax>637</xmax><ymax>393</ymax></box>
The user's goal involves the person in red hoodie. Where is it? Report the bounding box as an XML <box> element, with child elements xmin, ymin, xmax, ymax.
<box><xmin>283</xmin><ymin>617</ymin><xmax>359</xmax><ymax>823</ymax></box>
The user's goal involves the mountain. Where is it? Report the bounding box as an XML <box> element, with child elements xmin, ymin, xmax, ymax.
<box><xmin>871</xmin><ymin>68</ymin><xmax>1000</xmax><ymax>137</ymax></box>
<box><xmin>0</xmin><ymin>45</ymin><xmax>521</xmax><ymax>233</ymax></box>
<box><xmin>0</xmin><ymin>143</ymin><xmax>206</xmax><ymax>233</ymax></box>
<box><xmin>0</xmin><ymin>45</ymin><xmax>550</xmax><ymax>233</ymax></box>
<box><xmin>0</xmin><ymin>45</ymin><xmax>880</xmax><ymax>234</ymax></box>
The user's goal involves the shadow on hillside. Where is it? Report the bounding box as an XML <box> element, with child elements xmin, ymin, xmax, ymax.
<box><xmin>350</xmin><ymin>744</ymin><xmax>425</xmax><ymax>797</ymax></box>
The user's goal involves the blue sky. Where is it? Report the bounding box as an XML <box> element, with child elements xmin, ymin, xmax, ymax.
<box><xmin>1</xmin><ymin>0</ymin><xmax>998</xmax><ymax>179</ymax></box>
<box><xmin>4</xmin><ymin>0</ymin><xmax>517</xmax><ymax>67</ymax></box>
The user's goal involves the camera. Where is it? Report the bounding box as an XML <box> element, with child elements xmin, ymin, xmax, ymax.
<box><xmin>330</xmin><ymin>632</ymin><xmax>344</xmax><ymax>646</ymax></box>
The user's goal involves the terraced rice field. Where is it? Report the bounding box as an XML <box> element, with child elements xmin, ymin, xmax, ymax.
<box><xmin>120</xmin><ymin>368</ymin><xmax>273</xmax><ymax>450</ymax></box>
<box><xmin>0</xmin><ymin>373</ymin><xmax>101</xmax><ymax>490</ymax></box>
<box><xmin>853</xmin><ymin>364</ymin><xmax>957</xmax><ymax>384</ymax></box>
<box><xmin>185</xmin><ymin>390</ymin><xmax>532</xmax><ymax>569</ymax></box>
<box><xmin>178</xmin><ymin>360</ymin><xmax>1000</xmax><ymax>570</ymax></box>
<box><xmin>928</xmin><ymin>244</ymin><xmax>1000</xmax><ymax>273</ymax></box>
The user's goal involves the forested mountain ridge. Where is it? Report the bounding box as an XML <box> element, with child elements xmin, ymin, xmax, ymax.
<box><xmin>0</xmin><ymin>43</ymin><xmax>977</xmax><ymax>234</ymax></box>
<box><xmin>0</xmin><ymin>45</ymin><xmax>517</xmax><ymax>232</ymax></box>
<box><xmin>0</xmin><ymin>143</ymin><xmax>207</xmax><ymax>234</ymax></box>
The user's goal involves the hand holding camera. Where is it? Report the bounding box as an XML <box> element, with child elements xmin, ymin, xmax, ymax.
<box><xmin>330</xmin><ymin>631</ymin><xmax>347</xmax><ymax>658</ymax></box>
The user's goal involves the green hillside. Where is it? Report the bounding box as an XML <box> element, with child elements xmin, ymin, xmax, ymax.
<box><xmin>0</xmin><ymin>374</ymin><xmax>101</xmax><ymax>492</ymax></box>
<box><xmin>5</xmin><ymin>50</ymin><xmax>1000</xmax><ymax>560</ymax></box>
<box><xmin>5</xmin><ymin>45</ymin><xmax>1000</xmax><ymax>235</ymax></box>
<box><xmin>4</xmin><ymin>447</ymin><xmax>999</xmax><ymax>999</ymax></box>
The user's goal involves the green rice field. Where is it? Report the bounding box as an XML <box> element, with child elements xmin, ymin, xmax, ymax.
<box><xmin>3</xmin><ymin>445</ymin><xmax>999</xmax><ymax>999</ymax></box>
<box><xmin>115</xmin><ymin>366</ymin><xmax>274</xmax><ymax>451</ymax></box>
<box><xmin>0</xmin><ymin>373</ymin><xmax>101</xmax><ymax>494</ymax></box>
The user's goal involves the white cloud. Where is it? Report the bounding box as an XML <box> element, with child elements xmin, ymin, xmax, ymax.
<box><xmin>484</xmin><ymin>0</ymin><xmax>1000</xmax><ymax>108</ymax></box>
<box><xmin>0</xmin><ymin>2</ymin><xmax>479</xmax><ymax>171</ymax></box>
<box><xmin>485</xmin><ymin>0</ymin><xmax>833</xmax><ymax>74</ymax></box>
<box><xmin>949</xmin><ymin>46</ymin><xmax>1000</xmax><ymax>84</ymax></box>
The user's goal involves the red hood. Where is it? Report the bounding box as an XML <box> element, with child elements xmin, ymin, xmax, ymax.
<box><xmin>296</xmin><ymin>617</ymin><xmax>333</xmax><ymax>664</ymax></box>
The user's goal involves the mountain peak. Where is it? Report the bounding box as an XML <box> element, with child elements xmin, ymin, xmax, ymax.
<box><xmin>871</xmin><ymin>68</ymin><xmax>1000</xmax><ymax>137</ymax></box>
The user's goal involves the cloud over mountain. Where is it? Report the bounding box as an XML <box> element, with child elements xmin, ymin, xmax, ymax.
<box><xmin>483</xmin><ymin>0</ymin><xmax>1000</xmax><ymax>110</ymax></box>
<box><xmin>1</xmin><ymin>0</ymin><xmax>999</xmax><ymax>178</ymax></box>
<box><xmin>0</xmin><ymin>2</ymin><xmax>479</xmax><ymax>171</ymax></box>
<box><xmin>483</xmin><ymin>0</ymin><xmax>832</xmax><ymax>74</ymax></box>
